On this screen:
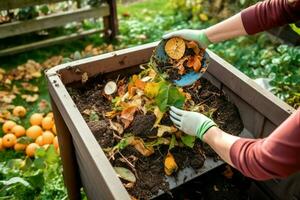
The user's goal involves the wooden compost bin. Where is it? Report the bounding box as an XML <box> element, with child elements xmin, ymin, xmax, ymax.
<box><xmin>46</xmin><ymin>42</ymin><xmax>299</xmax><ymax>200</ymax></box>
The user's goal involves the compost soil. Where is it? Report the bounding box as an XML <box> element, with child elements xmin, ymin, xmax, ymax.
<box><xmin>68</xmin><ymin>74</ymin><xmax>244</xmax><ymax>199</ymax></box>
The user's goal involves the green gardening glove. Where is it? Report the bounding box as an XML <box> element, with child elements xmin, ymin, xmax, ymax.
<box><xmin>169</xmin><ymin>106</ymin><xmax>216</xmax><ymax>140</ymax></box>
<box><xmin>163</xmin><ymin>29</ymin><xmax>211</xmax><ymax>48</ymax></box>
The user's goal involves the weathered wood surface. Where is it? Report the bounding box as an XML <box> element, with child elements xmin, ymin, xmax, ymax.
<box><xmin>103</xmin><ymin>0</ymin><xmax>118</xmax><ymax>39</ymax></box>
<box><xmin>0</xmin><ymin>5</ymin><xmax>109</xmax><ymax>39</ymax></box>
<box><xmin>0</xmin><ymin>28</ymin><xmax>103</xmax><ymax>57</ymax></box>
<box><xmin>50</xmin><ymin>96</ymin><xmax>82</xmax><ymax>200</ymax></box>
<box><xmin>47</xmin><ymin>73</ymin><xmax>130</xmax><ymax>200</ymax></box>
<box><xmin>0</xmin><ymin>0</ymin><xmax>65</xmax><ymax>10</ymax></box>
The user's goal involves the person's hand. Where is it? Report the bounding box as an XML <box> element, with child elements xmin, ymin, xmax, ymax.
<box><xmin>163</xmin><ymin>29</ymin><xmax>211</xmax><ymax>48</ymax></box>
<box><xmin>169</xmin><ymin>106</ymin><xmax>216</xmax><ymax>140</ymax></box>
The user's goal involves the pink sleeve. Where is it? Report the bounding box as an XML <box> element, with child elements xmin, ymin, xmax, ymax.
<box><xmin>241</xmin><ymin>0</ymin><xmax>300</xmax><ymax>35</ymax></box>
<box><xmin>230</xmin><ymin>109</ymin><xmax>300</xmax><ymax>180</ymax></box>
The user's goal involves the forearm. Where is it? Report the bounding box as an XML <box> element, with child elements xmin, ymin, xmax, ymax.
<box><xmin>202</xmin><ymin>126</ymin><xmax>240</xmax><ymax>166</ymax></box>
<box><xmin>204</xmin><ymin>13</ymin><xmax>247</xmax><ymax>43</ymax></box>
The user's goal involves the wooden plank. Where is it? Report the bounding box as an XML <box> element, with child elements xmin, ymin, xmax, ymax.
<box><xmin>50</xmin><ymin>96</ymin><xmax>82</xmax><ymax>200</ymax></box>
<box><xmin>0</xmin><ymin>0</ymin><xmax>65</xmax><ymax>10</ymax></box>
<box><xmin>0</xmin><ymin>5</ymin><xmax>110</xmax><ymax>38</ymax></box>
<box><xmin>0</xmin><ymin>28</ymin><xmax>104</xmax><ymax>57</ymax></box>
<box><xmin>47</xmin><ymin>74</ymin><xmax>131</xmax><ymax>200</ymax></box>
<box><xmin>103</xmin><ymin>0</ymin><xmax>118</xmax><ymax>39</ymax></box>
<box><xmin>52</xmin><ymin>42</ymin><xmax>158</xmax><ymax>84</ymax></box>
<box><xmin>222</xmin><ymin>85</ymin><xmax>266</xmax><ymax>138</ymax></box>
<box><xmin>206</xmin><ymin>49</ymin><xmax>295</xmax><ymax>126</ymax></box>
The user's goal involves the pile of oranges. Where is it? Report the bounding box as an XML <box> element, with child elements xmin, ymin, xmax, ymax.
<box><xmin>0</xmin><ymin>106</ymin><xmax>59</xmax><ymax>157</ymax></box>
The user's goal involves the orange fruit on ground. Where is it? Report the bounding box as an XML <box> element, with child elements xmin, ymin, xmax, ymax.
<box><xmin>35</xmin><ymin>135</ymin><xmax>43</xmax><ymax>146</ymax></box>
<box><xmin>52</xmin><ymin>124</ymin><xmax>57</xmax><ymax>135</ymax></box>
<box><xmin>2</xmin><ymin>120</ymin><xmax>16</xmax><ymax>133</ymax></box>
<box><xmin>53</xmin><ymin>136</ymin><xmax>59</xmax><ymax>149</ymax></box>
<box><xmin>165</xmin><ymin>37</ymin><xmax>186</xmax><ymax>60</ymax></box>
<box><xmin>11</xmin><ymin>125</ymin><xmax>26</xmax><ymax>137</ymax></box>
<box><xmin>26</xmin><ymin>125</ymin><xmax>43</xmax><ymax>140</ymax></box>
<box><xmin>0</xmin><ymin>138</ymin><xmax>4</xmax><ymax>151</ymax></box>
<box><xmin>46</xmin><ymin>112</ymin><xmax>54</xmax><ymax>119</ymax></box>
<box><xmin>12</xmin><ymin>106</ymin><xmax>27</xmax><ymax>117</ymax></box>
<box><xmin>42</xmin><ymin>131</ymin><xmax>55</xmax><ymax>145</ymax></box>
<box><xmin>41</xmin><ymin>117</ymin><xmax>54</xmax><ymax>130</ymax></box>
<box><xmin>43</xmin><ymin>144</ymin><xmax>50</xmax><ymax>150</ymax></box>
<box><xmin>30</xmin><ymin>113</ymin><xmax>43</xmax><ymax>126</ymax></box>
<box><xmin>26</xmin><ymin>143</ymin><xmax>40</xmax><ymax>157</ymax></box>
<box><xmin>2</xmin><ymin>133</ymin><xmax>17</xmax><ymax>148</ymax></box>
<box><xmin>14</xmin><ymin>143</ymin><xmax>27</xmax><ymax>151</ymax></box>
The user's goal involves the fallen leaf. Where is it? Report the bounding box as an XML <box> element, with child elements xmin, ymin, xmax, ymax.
<box><xmin>117</xmin><ymin>81</ymin><xmax>127</xmax><ymax>96</ymax></box>
<box><xmin>21</xmin><ymin>94</ymin><xmax>39</xmax><ymax>102</ymax></box>
<box><xmin>128</xmin><ymin>83</ymin><xmax>137</xmax><ymax>97</ymax></box>
<box><xmin>180</xmin><ymin>135</ymin><xmax>196</xmax><ymax>148</ymax></box>
<box><xmin>21</xmin><ymin>82</ymin><xmax>39</xmax><ymax>92</ymax></box>
<box><xmin>131</xmin><ymin>138</ymin><xmax>154</xmax><ymax>156</ymax></box>
<box><xmin>153</xmin><ymin>106</ymin><xmax>164</xmax><ymax>126</ymax></box>
<box><xmin>109</xmin><ymin>120</ymin><xmax>124</xmax><ymax>135</ymax></box>
<box><xmin>38</xmin><ymin>99</ymin><xmax>50</xmax><ymax>112</ymax></box>
<box><xmin>42</xmin><ymin>56</ymin><xmax>63</xmax><ymax>69</ymax></box>
<box><xmin>0</xmin><ymin>91</ymin><xmax>16</xmax><ymax>103</ymax></box>
<box><xmin>120</xmin><ymin>106</ymin><xmax>137</xmax><ymax>128</ymax></box>
<box><xmin>81</xmin><ymin>72</ymin><xmax>88</xmax><ymax>83</ymax></box>
<box><xmin>135</xmin><ymin>79</ymin><xmax>146</xmax><ymax>90</ymax></box>
<box><xmin>157</xmin><ymin>125</ymin><xmax>177</xmax><ymax>137</ymax></box>
<box><xmin>114</xmin><ymin>167</ymin><xmax>136</xmax><ymax>183</ymax></box>
<box><xmin>105</xmin><ymin>110</ymin><xmax>119</xmax><ymax>119</ymax></box>
<box><xmin>164</xmin><ymin>152</ymin><xmax>178</xmax><ymax>176</ymax></box>
<box><xmin>12</xmin><ymin>85</ymin><xmax>20</xmax><ymax>94</ymax></box>
<box><xmin>186</xmin><ymin>41</ymin><xmax>200</xmax><ymax>54</ymax></box>
<box><xmin>144</xmin><ymin>82</ymin><xmax>159</xmax><ymax>98</ymax></box>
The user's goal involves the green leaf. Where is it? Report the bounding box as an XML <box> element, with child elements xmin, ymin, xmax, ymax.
<box><xmin>155</xmin><ymin>81</ymin><xmax>185</xmax><ymax>112</ymax></box>
<box><xmin>114</xmin><ymin>167</ymin><xmax>136</xmax><ymax>183</ymax></box>
<box><xmin>35</xmin><ymin>147</ymin><xmax>46</xmax><ymax>158</ymax></box>
<box><xmin>89</xmin><ymin>111</ymin><xmax>99</xmax><ymax>121</ymax></box>
<box><xmin>45</xmin><ymin>145</ymin><xmax>59</xmax><ymax>164</ymax></box>
<box><xmin>0</xmin><ymin>177</ymin><xmax>31</xmax><ymax>188</ymax></box>
<box><xmin>169</xmin><ymin>135</ymin><xmax>177</xmax><ymax>150</ymax></box>
<box><xmin>33</xmin><ymin>158</ymin><xmax>46</xmax><ymax>169</ymax></box>
<box><xmin>180</xmin><ymin>135</ymin><xmax>196</xmax><ymax>148</ymax></box>
<box><xmin>17</xmin><ymin>136</ymin><xmax>34</xmax><ymax>145</ymax></box>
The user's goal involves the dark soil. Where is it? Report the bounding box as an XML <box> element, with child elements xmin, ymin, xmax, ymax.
<box><xmin>68</xmin><ymin>73</ymin><xmax>244</xmax><ymax>199</ymax></box>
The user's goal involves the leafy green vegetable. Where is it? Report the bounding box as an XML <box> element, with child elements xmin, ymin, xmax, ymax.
<box><xmin>155</xmin><ymin>82</ymin><xmax>185</xmax><ymax>112</ymax></box>
<box><xmin>180</xmin><ymin>135</ymin><xmax>196</xmax><ymax>148</ymax></box>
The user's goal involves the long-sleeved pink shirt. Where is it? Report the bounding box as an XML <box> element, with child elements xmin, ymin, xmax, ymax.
<box><xmin>229</xmin><ymin>0</ymin><xmax>300</xmax><ymax>181</ymax></box>
<box><xmin>241</xmin><ymin>0</ymin><xmax>300</xmax><ymax>34</ymax></box>
<box><xmin>230</xmin><ymin>109</ymin><xmax>300</xmax><ymax>180</ymax></box>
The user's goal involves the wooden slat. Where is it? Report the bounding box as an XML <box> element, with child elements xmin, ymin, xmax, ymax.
<box><xmin>0</xmin><ymin>5</ymin><xmax>110</xmax><ymax>39</ymax></box>
<box><xmin>0</xmin><ymin>28</ymin><xmax>104</xmax><ymax>57</ymax></box>
<box><xmin>206</xmin><ymin>49</ymin><xmax>295</xmax><ymax>126</ymax></box>
<box><xmin>0</xmin><ymin>0</ymin><xmax>65</xmax><ymax>10</ymax></box>
<box><xmin>50</xmin><ymin>96</ymin><xmax>82</xmax><ymax>200</ymax></box>
<box><xmin>47</xmin><ymin>74</ymin><xmax>131</xmax><ymax>200</ymax></box>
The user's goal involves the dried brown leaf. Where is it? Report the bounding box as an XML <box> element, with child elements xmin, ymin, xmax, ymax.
<box><xmin>21</xmin><ymin>94</ymin><xmax>39</xmax><ymax>102</ymax></box>
<box><xmin>164</xmin><ymin>152</ymin><xmax>178</xmax><ymax>175</ymax></box>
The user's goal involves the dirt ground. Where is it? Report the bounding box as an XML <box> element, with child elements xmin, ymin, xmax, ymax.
<box><xmin>68</xmin><ymin>73</ymin><xmax>244</xmax><ymax>199</ymax></box>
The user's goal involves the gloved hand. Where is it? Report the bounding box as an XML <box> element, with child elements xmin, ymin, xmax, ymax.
<box><xmin>169</xmin><ymin>106</ymin><xmax>216</xmax><ymax>140</ymax></box>
<box><xmin>163</xmin><ymin>29</ymin><xmax>211</xmax><ymax>48</ymax></box>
